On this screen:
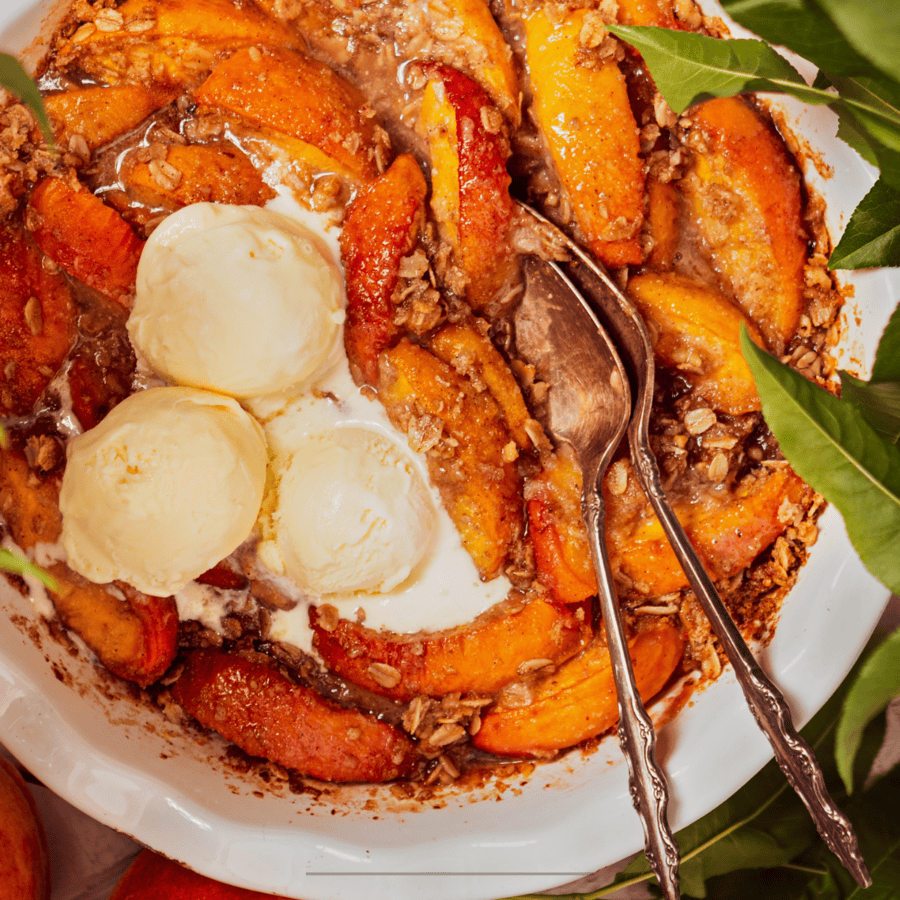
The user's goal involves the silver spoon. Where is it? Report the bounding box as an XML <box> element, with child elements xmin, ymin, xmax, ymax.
<box><xmin>514</xmin><ymin>254</ymin><xmax>681</xmax><ymax>900</ymax></box>
<box><xmin>517</xmin><ymin>203</ymin><xmax>871</xmax><ymax>889</ymax></box>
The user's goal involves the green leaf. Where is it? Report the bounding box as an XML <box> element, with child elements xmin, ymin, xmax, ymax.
<box><xmin>694</xmin><ymin>866</ymin><xmax>815</xmax><ymax>899</ymax></box>
<box><xmin>843</xmin><ymin>701</ymin><xmax>889</xmax><ymax>802</ymax></box>
<box><xmin>696</xmin><ymin>756</ymin><xmax>900</xmax><ymax>898</ymax></box>
<box><xmin>828</xmin><ymin>75</ymin><xmax>900</xmax><ymax>191</ymax></box>
<box><xmin>840</xmin><ymin>373</ymin><xmax>900</xmax><ymax>444</ymax></box>
<box><xmin>0</xmin><ymin>548</ymin><xmax>59</xmax><ymax>592</ymax></box>
<box><xmin>833</xmin><ymin>105</ymin><xmax>880</xmax><ymax>168</ymax></box>
<box><xmin>802</xmin><ymin>762</ymin><xmax>900</xmax><ymax>898</ymax></box>
<box><xmin>871</xmin><ymin>303</ymin><xmax>900</xmax><ymax>383</ymax></box>
<box><xmin>813</xmin><ymin>0</ymin><xmax>900</xmax><ymax>84</ymax></box>
<box><xmin>0</xmin><ymin>53</ymin><xmax>53</xmax><ymax>148</ymax></box>
<box><xmin>807</xmin><ymin>71</ymin><xmax>887</xmax><ymax>173</ymax></box>
<box><xmin>741</xmin><ymin>329</ymin><xmax>900</xmax><ymax>596</ymax></box>
<box><xmin>866</xmin><ymin>145</ymin><xmax>900</xmax><ymax>197</ymax></box>
<box><xmin>835</xmin><ymin>628</ymin><xmax>900</xmax><ymax>793</ymax></box>
<box><xmin>836</xmin><ymin>299</ymin><xmax>900</xmax><ymax>440</ymax></box>
<box><xmin>829</xmin><ymin>178</ymin><xmax>900</xmax><ymax>270</ymax></box>
<box><xmin>833</xmin><ymin>72</ymin><xmax>900</xmax><ymax>125</ymax></box>
<box><xmin>608</xmin><ymin>26</ymin><xmax>900</xmax><ymax>190</ymax></box>
<box><xmin>606</xmin><ymin>26</ymin><xmax>828</xmax><ymax>114</ymax></box>
<box><xmin>677</xmin><ymin>814</ymin><xmax>816</xmax><ymax>897</ymax></box>
<box><xmin>720</xmin><ymin>0</ymin><xmax>873</xmax><ymax>77</ymax></box>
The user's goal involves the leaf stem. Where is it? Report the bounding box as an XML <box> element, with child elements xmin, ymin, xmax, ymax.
<box><xmin>781</xmin><ymin>862</ymin><xmax>830</xmax><ymax>875</ymax></box>
<box><xmin>0</xmin><ymin>548</ymin><xmax>60</xmax><ymax>592</ymax></box>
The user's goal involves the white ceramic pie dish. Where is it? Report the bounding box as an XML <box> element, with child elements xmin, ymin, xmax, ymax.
<box><xmin>0</xmin><ymin>2</ymin><xmax>894</xmax><ymax>898</ymax></box>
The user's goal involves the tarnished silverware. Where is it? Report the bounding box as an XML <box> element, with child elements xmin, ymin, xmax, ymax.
<box><xmin>517</xmin><ymin>202</ymin><xmax>871</xmax><ymax>889</ymax></box>
<box><xmin>515</xmin><ymin>254</ymin><xmax>681</xmax><ymax>900</ymax></box>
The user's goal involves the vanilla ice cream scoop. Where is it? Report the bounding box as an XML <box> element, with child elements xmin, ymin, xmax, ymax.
<box><xmin>260</xmin><ymin>428</ymin><xmax>436</xmax><ymax>596</ymax></box>
<box><xmin>60</xmin><ymin>386</ymin><xmax>267</xmax><ymax>596</ymax></box>
<box><xmin>128</xmin><ymin>203</ymin><xmax>344</xmax><ymax>399</ymax></box>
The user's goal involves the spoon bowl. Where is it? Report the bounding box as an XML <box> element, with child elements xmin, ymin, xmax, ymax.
<box><xmin>514</xmin><ymin>256</ymin><xmax>629</xmax><ymax>473</ymax></box>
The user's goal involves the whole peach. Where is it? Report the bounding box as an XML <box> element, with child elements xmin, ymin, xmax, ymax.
<box><xmin>109</xmin><ymin>849</ymin><xmax>294</xmax><ymax>899</ymax></box>
<box><xmin>0</xmin><ymin>755</ymin><xmax>50</xmax><ymax>900</ymax></box>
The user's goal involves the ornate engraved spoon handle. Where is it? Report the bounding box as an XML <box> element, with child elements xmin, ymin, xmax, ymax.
<box><xmin>583</xmin><ymin>483</ymin><xmax>681</xmax><ymax>900</ymax></box>
<box><xmin>631</xmin><ymin>442</ymin><xmax>872</xmax><ymax>889</ymax></box>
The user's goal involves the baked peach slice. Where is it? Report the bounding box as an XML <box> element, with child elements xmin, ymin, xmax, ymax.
<box><xmin>418</xmin><ymin>0</ymin><xmax>520</xmax><ymax>124</ymax></box>
<box><xmin>526</xmin><ymin>453</ymin><xmax>598</xmax><ymax>604</ymax></box>
<box><xmin>67</xmin><ymin>331</ymin><xmax>137</xmax><ymax>431</ymax></box>
<box><xmin>172</xmin><ymin>649</ymin><xmax>419</xmax><ymax>782</ymax></box>
<box><xmin>617</xmin><ymin>0</ymin><xmax>681</xmax><ymax>27</ymax></box>
<box><xmin>605</xmin><ymin>463</ymin><xmax>813</xmax><ymax>597</ymax></box>
<box><xmin>419</xmin><ymin>63</ymin><xmax>517</xmax><ymax>312</ymax></box>
<box><xmin>643</xmin><ymin>176</ymin><xmax>680</xmax><ymax>271</ymax></box>
<box><xmin>627</xmin><ymin>271</ymin><xmax>764</xmax><ymax>415</ymax></box>
<box><xmin>121</xmin><ymin>142</ymin><xmax>275</xmax><ymax>210</ymax></box>
<box><xmin>449</xmin><ymin>0</ymin><xmax>521</xmax><ymax>124</ymax></box>
<box><xmin>27</xmin><ymin>177</ymin><xmax>144</xmax><ymax>307</ymax></box>
<box><xmin>340</xmin><ymin>154</ymin><xmax>427</xmax><ymax>386</ymax></box>
<box><xmin>195</xmin><ymin>47</ymin><xmax>384</xmax><ymax>183</ymax></box>
<box><xmin>44</xmin><ymin>84</ymin><xmax>178</xmax><ymax>153</ymax></box>
<box><xmin>252</xmin><ymin>0</ymin><xmax>334</xmax><ymax>40</ymax></box>
<box><xmin>522</xmin><ymin>7</ymin><xmax>645</xmax><ymax>268</ymax></box>
<box><xmin>0</xmin><ymin>220</ymin><xmax>76</xmax><ymax>417</ymax></box>
<box><xmin>680</xmin><ymin>96</ymin><xmax>807</xmax><ymax>355</ymax></box>
<box><xmin>46</xmin><ymin>564</ymin><xmax>179</xmax><ymax>688</ymax></box>
<box><xmin>429</xmin><ymin>322</ymin><xmax>534</xmax><ymax>450</ymax></box>
<box><xmin>378</xmin><ymin>338</ymin><xmax>523</xmax><ymax>579</ymax></box>
<box><xmin>310</xmin><ymin>592</ymin><xmax>591</xmax><ymax>702</ymax></box>
<box><xmin>473</xmin><ymin>619</ymin><xmax>684</xmax><ymax>758</ymax></box>
<box><xmin>0</xmin><ymin>451</ymin><xmax>62</xmax><ymax>550</ymax></box>
<box><xmin>64</xmin><ymin>0</ymin><xmax>300</xmax><ymax>87</ymax></box>
<box><xmin>196</xmin><ymin>559</ymin><xmax>249</xmax><ymax>592</ymax></box>
<box><xmin>229</xmin><ymin>123</ymin><xmax>365</xmax><ymax>182</ymax></box>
